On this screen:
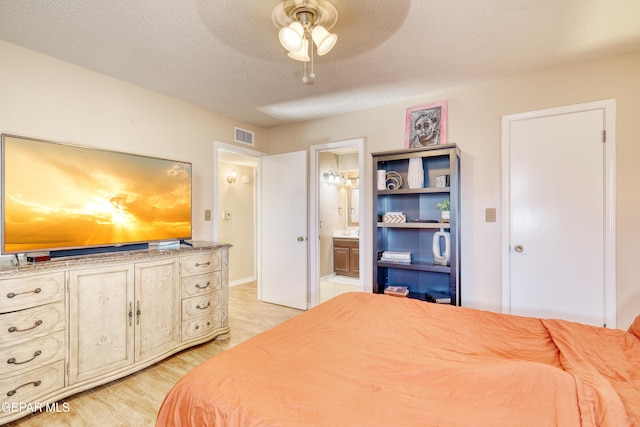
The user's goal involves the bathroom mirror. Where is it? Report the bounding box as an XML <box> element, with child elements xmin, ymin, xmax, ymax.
<box><xmin>347</xmin><ymin>187</ymin><xmax>359</xmax><ymax>226</ymax></box>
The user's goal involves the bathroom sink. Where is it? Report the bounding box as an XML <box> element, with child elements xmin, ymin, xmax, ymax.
<box><xmin>332</xmin><ymin>230</ymin><xmax>359</xmax><ymax>239</ymax></box>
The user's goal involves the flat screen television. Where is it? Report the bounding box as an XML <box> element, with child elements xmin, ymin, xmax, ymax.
<box><xmin>1</xmin><ymin>134</ymin><xmax>192</xmax><ymax>256</ymax></box>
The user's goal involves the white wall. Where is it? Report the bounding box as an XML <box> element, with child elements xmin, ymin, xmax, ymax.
<box><xmin>266</xmin><ymin>51</ymin><xmax>640</xmax><ymax>330</ymax></box>
<box><xmin>0</xmin><ymin>40</ymin><xmax>265</xmax><ymax>244</ymax></box>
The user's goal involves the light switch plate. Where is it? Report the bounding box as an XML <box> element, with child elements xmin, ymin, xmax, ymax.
<box><xmin>204</xmin><ymin>209</ymin><xmax>212</xmax><ymax>221</ymax></box>
<box><xmin>485</xmin><ymin>208</ymin><xmax>496</xmax><ymax>222</ymax></box>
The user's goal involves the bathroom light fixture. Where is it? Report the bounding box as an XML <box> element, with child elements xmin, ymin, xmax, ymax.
<box><xmin>323</xmin><ymin>170</ymin><xmax>346</xmax><ymax>184</ymax></box>
<box><xmin>227</xmin><ymin>172</ymin><xmax>237</xmax><ymax>184</ymax></box>
<box><xmin>272</xmin><ymin>0</ymin><xmax>338</xmax><ymax>84</ymax></box>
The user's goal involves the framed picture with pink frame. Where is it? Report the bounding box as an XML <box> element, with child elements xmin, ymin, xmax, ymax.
<box><xmin>404</xmin><ymin>101</ymin><xmax>447</xmax><ymax>148</ymax></box>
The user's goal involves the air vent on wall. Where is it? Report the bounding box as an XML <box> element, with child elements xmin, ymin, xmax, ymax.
<box><xmin>234</xmin><ymin>127</ymin><xmax>255</xmax><ymax>145</ymax></box>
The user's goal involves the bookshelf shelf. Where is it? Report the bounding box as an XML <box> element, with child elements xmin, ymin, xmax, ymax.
<box><xmin>377</xmin><ymin>260</ymin><xmax>451</xmax><ymax>273</ymax></box>
<box><xmin>377</xmin><ymin>222</ymin><xmax>450</xmax><ymax>229</ymax></box>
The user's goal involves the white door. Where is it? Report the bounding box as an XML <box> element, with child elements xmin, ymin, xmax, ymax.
<box><xmin>260</xmin><ymin>151</ymin><xmax>308</xmax><ymax>309</ymax></box>
<box><xmin>502</xmin><ymin>102</ymin><xmax>615</xmax><ymax>327</ymax></box>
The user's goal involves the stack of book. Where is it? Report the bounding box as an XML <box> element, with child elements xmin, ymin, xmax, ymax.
<box><xmin>380</xmin><ymin>251</ymin><xmax>411</xmax><ymax>264</ymax></box>
<box><xmin>425</xmin><ymin>292</ymin><xmax>451</xmax><ymax>304</ymax></box>
<box><xmin>384</xmin><ymin>286</ymin><xmax>409</xmax><ymax>297</ymax></box>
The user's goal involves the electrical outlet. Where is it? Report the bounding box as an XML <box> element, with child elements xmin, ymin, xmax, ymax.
<box><xmin>485</xmin><ymin>208</ymin><xmax>496</xmax><ymax>222</ymax></box>
<box><xmin>204</xmin><ymin>209</ymin><xmax>211</xmax><ymax>221</ymax></box>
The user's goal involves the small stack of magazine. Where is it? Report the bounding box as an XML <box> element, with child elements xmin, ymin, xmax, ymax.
<box><xmin>384</xmin><ymin>285</ymin><xmax>409</xmax><ymax>297</ymax></box>
<box><xmin>380</xmin><ymin>251</ymin><xmax>411</xmax><ymax>264</ymax></box>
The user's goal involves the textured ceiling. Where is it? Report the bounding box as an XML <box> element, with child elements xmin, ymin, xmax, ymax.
<box><xmin>0</xmin><ymin>0</ymin><xmax>639</xmax><ymax>128</ymax></box>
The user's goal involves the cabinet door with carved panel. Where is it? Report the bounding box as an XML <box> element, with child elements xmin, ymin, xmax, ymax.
<box><xmin>134</xmin><ymin>258</ymin><xmax>180</xmax><ymax>362</ymax></box>
<box><xmin>333</xmin><ymin>246</ymin><xmax>350</xmax><ymax>276</ymax></box>
<box><xmin>68</xmin><ymin>265</ymin><xmax>135</xmax><ymax>385</ymax></box>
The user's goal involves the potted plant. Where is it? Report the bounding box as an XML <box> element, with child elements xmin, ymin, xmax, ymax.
<box><xmin>436</xmin><ymin>199</ymin><xmax>450</xmax><ymax>223</ymax></box>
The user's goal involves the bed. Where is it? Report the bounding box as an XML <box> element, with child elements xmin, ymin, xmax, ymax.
<box><xmin>156</xmin><ymin>292</ymin><xmax>640</xmax><ymax>426</ymax></box>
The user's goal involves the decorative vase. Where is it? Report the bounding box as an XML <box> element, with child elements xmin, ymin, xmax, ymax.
<box><xmin>440</xmin><ymin>210</ymin><xmax>450</xmax><ymax>223</ymax></box>
<box><xmin>433</xmin><ymin>228</ymin><xmax>451</xmax><ymax>266</ymax></box>
<box><xmin>407</xmin><ymin>158</ymin><xmax>424</xmax><ymax>189</ymax></box>
<box><xmin>377</xmin><ymin>170</ymin><xmax>386</xmax><ymax>190</ymax></box>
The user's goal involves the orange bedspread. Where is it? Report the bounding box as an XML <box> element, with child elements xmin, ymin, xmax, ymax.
<box><xmin>156</xmin><ymin>293</ymin><xmax>640</xmax><ymax>426</ymax></box>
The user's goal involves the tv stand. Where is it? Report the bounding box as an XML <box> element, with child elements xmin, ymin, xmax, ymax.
<box><xmin>0</xmin><ymin>241</ymin><xmax>230</xmax><ymax>425</ymax></box>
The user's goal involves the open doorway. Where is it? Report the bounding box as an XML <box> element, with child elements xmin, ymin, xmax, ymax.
<box><xmin>310</xmin><ymin>138</ymin><xmax>365</xmax><ymax>307</ymax></box>
<box><xmin>213</xmin><ymin>141</ymin><xmax>264</xmax><ymax>288</ymax></box>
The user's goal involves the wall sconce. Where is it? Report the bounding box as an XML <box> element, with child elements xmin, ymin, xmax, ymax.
<box><xmin>227</xmin><ymin>171</ymin><xmax>237</xmax><ymax>184</ymax></box>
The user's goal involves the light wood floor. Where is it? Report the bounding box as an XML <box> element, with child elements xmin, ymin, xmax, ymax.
<box><xmin>5</xmin><ymin>282</ymin><xmax>302</xmax><ymax>427</ymax></box>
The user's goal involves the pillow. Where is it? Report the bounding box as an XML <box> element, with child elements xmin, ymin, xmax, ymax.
<box><xmin>628</xmin><ymin>314</ymin><xmax>640</xmax><ymax>338</ymax></box>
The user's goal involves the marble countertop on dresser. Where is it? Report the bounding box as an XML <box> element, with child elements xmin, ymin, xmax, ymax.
<box><xmin>0</xmin><ymin>241</ymin><xmax>231</xmax><ymax>277</ymax></box>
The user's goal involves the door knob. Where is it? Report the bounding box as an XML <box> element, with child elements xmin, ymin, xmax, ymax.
<box><xmin>297</xmin><ymin>236</ymin><xmax>305</xmax><ymax>242</ymax></box>
<box><xmin>514</xmin><ymin>244</ymin><xmax>524</xmax><ymax>253</ymax></box>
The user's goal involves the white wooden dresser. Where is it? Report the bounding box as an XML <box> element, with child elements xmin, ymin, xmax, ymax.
<box><xmin>0</xmin><ymin>242</ymin><xmax>230</xmax><ymax>424</ymax></box>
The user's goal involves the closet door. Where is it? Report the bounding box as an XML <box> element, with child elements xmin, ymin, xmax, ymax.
<box><xmin>503</xmin><ymin>104</ymin><xmax>612</xmax><ymax>327</ymax></box>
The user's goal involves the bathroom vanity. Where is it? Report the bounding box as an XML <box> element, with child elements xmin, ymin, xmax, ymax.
<box><xmin>333</xmin><ymin>231</ymin><xmax>359</xmax><ymax>278</ymax></box>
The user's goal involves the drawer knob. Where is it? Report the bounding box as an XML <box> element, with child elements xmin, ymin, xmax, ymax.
<box><xmin>8</xmin><ymin>320</ymin><xmax>43</xmax><ymax>333</ymax></box>
<box><xmin>195</xmin><ymin>281</ymin><xmax>211</xmax><ymax>290</ymax></box>
<box><xmin>196</xmin><ymin>301</ymin><xmax>211</xmax><ymax>310</ymax></box>
<box><xmin>7</xmin><ymin>380</ymin><xmax>41</xmax><ymax>397</ymax></box>
<box><xmin>194</xmin><ymin>261</ymin><xmax>211</xmax><ymax>267</ymax></box>
<box><xmin>7</xmin><ymin>350</ymin><xmax>42</xmax><ymax>366</ymax></box>
<box><xmin>6</xmin><ymin>288</ymin><xmax>42</xmax><ymax>299</ymax></box>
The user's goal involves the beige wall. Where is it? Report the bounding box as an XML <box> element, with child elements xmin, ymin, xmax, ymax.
<box><xmin>319</xmin><ymin>152</ymin><xmax>340</xmax><ymax>277</ymax></box>
<box><xmin>0</xmin><ymin>40</ymin><xmax>265</xmax><ymax>246</ymax></box>
<box><xmin>1</xmin><ymin>38</ymin><xmax>638</xmax><ymax>329</ymax></box>
<box><xmin>266</xmin><ymin>51</ymin><xmax>640</xmax><ymax>330</ymax></box>
<box><xmin>218</xmin><ymin>162</ymin><xmax>256</xmax><ymax>284</ymax></box>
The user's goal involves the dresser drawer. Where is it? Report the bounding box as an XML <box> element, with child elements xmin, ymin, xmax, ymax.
<box><xmin>181</xmin><ymin>251</ymin><xmax>221</xmax><ymax>276</ymax></box>
<box><xmin>182</xmin><ymin>313</ymin><xmax>221</xmax><ymax>341</ymax></box>
<box><xmin>181</xmin><ymin>272</ymin><xmax>221</xmax><ymax>298</ymax></box>
<box><xmin>0</xmin><ymin>330</ymin><xmax>65</xmax><ymax>377</ymax></box>
<box><xmin>0</xmin><ymin>301</ymin><xmax>65</xmax><ymax>346</ymax></box>
<box><xmin>0</xmin><ymin>360</ymin><xmax>65</xmax><ymax>407</ymax></box>
<box><xmin>181</xmin><ymin>292</ymin><xmax>221</xmax><ymax>321</ymax></box>
<box><xmin>0</xmin><ymin>272</ymin><xmax>65</xmax><ymax>313</ymax></box>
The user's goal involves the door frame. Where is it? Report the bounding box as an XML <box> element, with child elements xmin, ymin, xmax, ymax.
<box><xmin>310</xmin><ymin>137</ymin><xmax>367</xmax><ymax>308</ymax></box>
<box><xmin>500</xmin><ymin>99</ymin><xmax>616</xmax><ymax>327</ymax></box>
<box><xmin>213</xmin><ymin>141</ymin><xmax>265</xmax><ymax>289</ymax></box>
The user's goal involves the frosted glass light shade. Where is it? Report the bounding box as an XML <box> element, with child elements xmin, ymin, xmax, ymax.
<box><xmin>287</xmin><ymin>38</ymin><xmax>310</xmax><ymax>61</ymax></box>
<box><xmin>279</xmin><ymin>21</ymin><xmax>304</xmax><ymax>52</ymax></box>
<box><xmin>312</xmin><ymin>25</ymin><xmax>337</xmax><ymax>56</ymax></box>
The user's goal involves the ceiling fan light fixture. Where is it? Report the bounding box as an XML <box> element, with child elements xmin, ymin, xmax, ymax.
<box><xmin>311</xmin><ymin>25</ymin><xmax>337</xmax><ymax>56</ymax></box>
<box><xmin>272</xmin><ymin>0</ymin><xmax>339</xmax><ymax>83</ymax></box>
<box><xmin>287</xmin><ymin>38</ymin><xmax>311</xmax><ymax>62</ymax></box>
<box><xmin>279</xmin><ymin>21</ymin><xmax>304</xmax><ymax>52</ymax></box>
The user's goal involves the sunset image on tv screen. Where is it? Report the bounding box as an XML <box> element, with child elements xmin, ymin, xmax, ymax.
<box><xmin>2</xmin><ymin>135</ymin><xmax>192</xmax><ymax>253</ymax></box>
